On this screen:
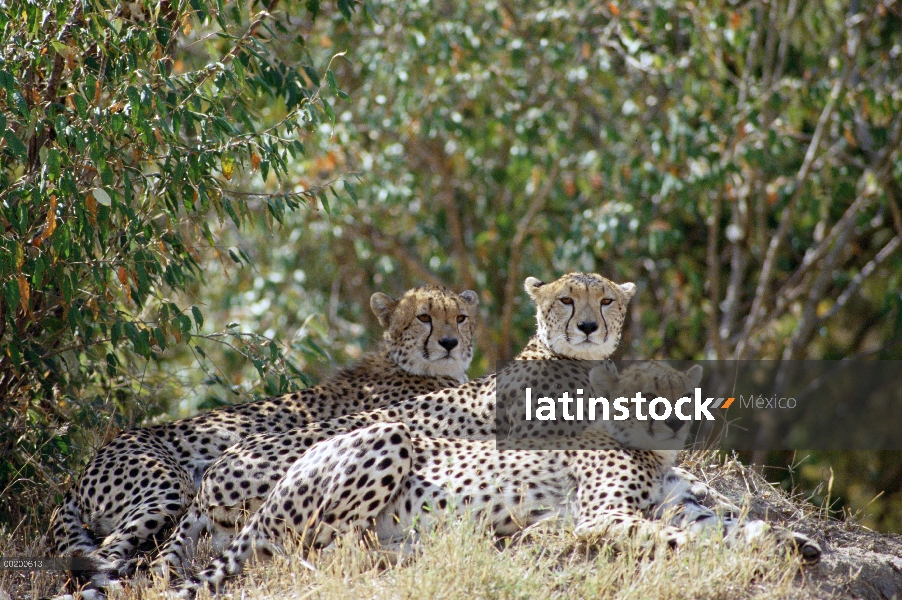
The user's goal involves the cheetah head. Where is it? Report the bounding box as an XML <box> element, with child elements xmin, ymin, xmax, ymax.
<box><xmin>524</xmin><ymin>272</ymin><xmax>636</xmax><ymax>360</ymax></box>
<box><xmin>589</xmin><ymin>362</ymin><xmax>703</xmax><ymax>457</ymax></box>
<box><xmin>370</xmin><ymin>285</ymin><xmax>478</xmax><ymax>383</ymax></box>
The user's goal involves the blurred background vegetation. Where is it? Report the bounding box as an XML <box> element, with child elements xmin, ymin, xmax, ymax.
<box><xmin>1</xmin><ymin>0</ymin><xmax>900</xmax><ymax>534</ymax></box>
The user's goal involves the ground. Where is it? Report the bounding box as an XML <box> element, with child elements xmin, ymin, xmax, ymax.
<box><xmin>3</xmin><ymin>452</ymin><xmax>901</xmax><ymax>600</ymax></box>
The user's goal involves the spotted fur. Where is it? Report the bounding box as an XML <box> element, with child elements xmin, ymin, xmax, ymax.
<box><xmin>153</xmin><ymin>273</ymin><xmax>637</xmax><ymax>580</ymax></box>
<box><xmin>50</xmin><ymin>285</ymin><xmax>478</xmax><ymax>592</ymax></box>
<box><xmin>180</xmin><ymin>363</ymin><xmax>818</xmax><ymax>595</ymax></box>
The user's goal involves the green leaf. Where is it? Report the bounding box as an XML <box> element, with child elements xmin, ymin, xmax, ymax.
<box><xmin>344</xmin><ymin>180</ymin><xmax>358</xmax><ymax>204</ymax></box>
<box><xmin>306</xmin><ymin>0</ymin><xmax>320</xmax><ymax>19</ymax></box>
<box><xmin>177</xmin><ymin>314</ymin><xmax>192</xmax><ymax>335</ymax></box>
<box><xmin>92</xmin><ymin>187</ymin><xmax>112</xmax><ymax>206</ymax></box>
<box><xmin>124</xmin><ymin>322</ymin><xmax>140</xmax><ymax>350</ymax></box>
<box><xmin>326</xmin><ymin>69</ymin><xmax>338</xmax><ymax>94</ymax></box>
<box><xmin>3</xmin><ymin>129</ymin><xmax>27</xmax><ymax>159</ymax></box>
<box><xmin>45</xmin><ymin>148</ymin><xmax>61</xmax><ymax>178</ymax></box>
<box><xmin>337</xmin><ymin>0</ymin><xmax>354</xmax><ymax>20</ymax></box>
<box><xmin>4</xmin><ymin>279</ymin><xmax>20</xmax><ymax>309</ymax></box>
<box><xmin>191</xmin><ymin>305</ymin><xmax>203</xmax><ymax>332</ymax></box>
<box><xmin>321</xmin><ymin>97</ymin><xmax>335</xmax><ymax>122</ymax></box>
<box><xmin>111</xmin><ymin>320</ymin><xmax>122</xmax><ymax>347</ymax></box>
<box><xmin>106</xmin><ymin>352</ymin><xmax>118</xmax><ymax>376</ymax></box>
<box><xmin>72</xmin><ymin>94</ymin><xmax>87</xmax><ymax>118</ymax></box>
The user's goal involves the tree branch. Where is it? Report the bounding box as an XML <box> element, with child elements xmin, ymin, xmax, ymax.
<box><xmin>734</xmin><ymin>13</ymin><xmax>863</xmax><ymax>357</ymax></box>
<box><xmin>344</xmin><ymin>222</ymin><xmax>445</xmax><ymax>288</ymax></box>
<box><xmin>818</xmin><ymin>234</ymin><xmax>902</xmax><ymax>325</ymax></box>
<box><xmin>498</xmin><ymin>162</ymin><xmax>560</xmax><ymax>359</ymax></box>
<box><xmin>706</xmin><ymin>191</ymin><xmax>725</xmax><ymax>358</ymax></box>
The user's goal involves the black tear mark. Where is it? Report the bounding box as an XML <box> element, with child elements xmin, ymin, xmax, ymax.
<box><xmin>423</xmin><ymin>298</ymin><xmax>434</xmax><ymax>359</ymax></box>
<box><xmin>564</xmin><ymin>285</ymin><xmax>575</xmax><ymax>343</ymax></box>
<box><xmin>601</xmin><ymin>307</ymin><xmax>609</xmax><ymax>342</ymax></box>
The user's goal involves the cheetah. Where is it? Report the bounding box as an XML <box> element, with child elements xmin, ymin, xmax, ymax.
<box><xmin>50</xmin><ymin>285</ymin><xmax>478</xmax><ymax>592</ymax></box>
<box><xmin>152</xmin><ymin>272</ymin><xmax>637</xmax><ymax>579</ymax></box>
<box><xmin>180</xmin><ymin>362</ymin><xmax>820</xmax><ymax>594</ymax></box>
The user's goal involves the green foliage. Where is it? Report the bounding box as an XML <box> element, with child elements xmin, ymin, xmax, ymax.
<box><xmin>304</xmin><ymin>0</ymin><xmax>902</xmax><ymax>365</ymax></box>
<box><xmin>2</xmin><ymin>0</ymin><xmax>901</xmax><ymax>535</ymax></box>
<box><xmin>205</xmin><ymin>0</ymin><xmax>902</xmax><ymax>528</ymax></box>
<box><xmin>0</xmin><ymin>0</ymin><xmax>351</xmax><ymax>524</ymax></box>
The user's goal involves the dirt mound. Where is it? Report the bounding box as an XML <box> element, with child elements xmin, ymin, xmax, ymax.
<box><xmin>685</xmin><ymin>454</ymin><xmax>902</xmax><ymax>600</ymax></box>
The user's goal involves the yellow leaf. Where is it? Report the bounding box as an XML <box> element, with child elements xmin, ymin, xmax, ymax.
<box><xmin>85</xmin><ymin>194</ymin><xmax>98</xmax><ymax>224</ymax></box>
<box><xmin>40</xmin><ymin>195</ymin><xmax>58</xmax><ymax>241</ymax></box>
<box><xmin>14</xmin><ymin>242</ymin><xmax>24</xmax><ymax>270</ymax></box>
<box><xmin>117</xmin><ymin>265</ymin><xmax>129</xmax><ymax>285</ymax></box>
<box><xmin>221</xmin><ymin>153</ymin><xmax>235</xmax><ymax>181</ymax></box>
<box><xmin>844</xmin><ymin>127</ymin><xmax>857</xmax><ymax>147</ymax></box>
<box><xmin>17</xmin><ymin>275</ymin><xmax>30</xmax><ymax>314</ymax></box>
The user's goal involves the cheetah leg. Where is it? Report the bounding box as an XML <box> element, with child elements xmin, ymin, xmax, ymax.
<box><xmin>208</xmin><ymin>503</ymin><xmax>255</xmax><ymax>552</ymax></box>
<box><xmin>50</xmin><ymin>491</ymin><xmax>100</xmax><ymax>592</ymax></box>
<box><xmin>179</xmin><ymin>423</ymin><xmax>413</xmax><ymax>595</ymax></box>
<box><xmin>88</xmin><ymin>503</ymin><xmax>182</xmax><ymax>584</ymax></box>
<box><xmin>653</xmin><ymin>475</ymin><xmax>821</xmax><ymax>561</ymax></box>
<box><xmin>54</xmin><ymin>435</ymin><xmax>194</xmax><ymax>594</ymax></box>
<box><xmin>574</xmin><ymin>508</ymin><xmax>690</xmax><ymax>549</ymax></box>
<box><xmin>724</xmin><ymin>519</ymin><xmax>821</xmax><ymax>561</ymax></box>
<box><xmin>669</xmin><ymin>466</ymin><xmax>740</xmax><ymax>514</ymax></box>
<box><xmin>151</xmin><ymin>500</ymin><xmax>211</xmax><ymax>582</ymax></box>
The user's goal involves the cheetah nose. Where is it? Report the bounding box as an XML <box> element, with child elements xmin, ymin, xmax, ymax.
<box><xmin>664</xmin><ymin>415</ymin><xmax>685</xmax><ymax>433</ymax></box>
<box><xmin>577</xmin><ymin>321</ymin><xmax>599</xmax><ymax>335</ymax></box>
<box><xmin>438</xmin><ymin>337</ymin><xmax>459</xmax><ymax>351</ymax></box>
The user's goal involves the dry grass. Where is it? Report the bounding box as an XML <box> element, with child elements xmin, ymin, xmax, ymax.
<box><xmin>2</xmin><ymin>453</ymin><xmax>900</xmax><ymax>600</ymax></box>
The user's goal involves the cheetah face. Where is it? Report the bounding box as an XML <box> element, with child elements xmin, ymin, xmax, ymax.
<box><xmin>589</xmin><ymin>362</ymin><xmax>703</xmax><ymax>456</ymax></box>
<box><xmin>524</xmin><ymin>272</ymin><xmax>636</xmax><ymax>360</ymax></box>
<box><xmin>370</xmin><ymin>285</ymin><xmax>479</xmax><ymax>382</ymax></box>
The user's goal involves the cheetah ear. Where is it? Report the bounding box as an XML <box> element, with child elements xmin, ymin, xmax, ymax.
<box><xmin>618</xmin><ymin>282</ymin><xmax>636</xmax><ymax>301</ymax></box>
<box><xmin>524</xmin><ymin>277</ymin><xmax>545</xmax><ymax>300</ymax></box>
<box><xmin>589</xmin><ymin>361</ymin><xmax>619</xmax><ymax>394</ymax></box>
<box><xmin>459</xmin><ymin>290</ymin><xmax>479</xmax><ymax>307</ymax></box>
<box><xmin>370</xmin><ymin>292</ymin><xmax>398</xmax><ymax>328</ymax></box>
<box><xmin>684</xmin><ymin>364</ymin><xmax>703</xmax><ymax>389</ymax></box>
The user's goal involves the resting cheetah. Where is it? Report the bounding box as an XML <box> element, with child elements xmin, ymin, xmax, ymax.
<box><xmin>153</xmin><ymin>272</ymin><xmax>637</xmax><ymax>579</ymax></box>
<box><xmin>182</xmin><ymin>362</ymin><xmax>820</xmax><ymax>594</ymax></box>
<box><xmin>50</xmin><ymin>285</ymin><xmax>478</xmax><ymax>592</ymax></box>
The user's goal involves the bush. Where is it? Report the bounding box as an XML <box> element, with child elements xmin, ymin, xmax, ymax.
<box><xmin>0</xmin><ymin>0</ymin><xmax>355</xmax><ymax>526</ymax></box>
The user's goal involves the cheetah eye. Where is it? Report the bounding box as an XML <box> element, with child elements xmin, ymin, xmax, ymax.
<box><xmin>456</xmin><ymin>315</ymin><xmax>467</xmax><ymax>323</ymax></box>
<box><xmin>600</xmin><ymin>298</ymin><xmax>614</xmax><ymax>306</ymax></box>
<box><xmin>417</xmin><ymin>314</ymin><xmax>431</xmax><ymax>323</ymax></box>
<box><xmin>560</xmin><ymin>297</ymin><xmax>574</xmax><ymax>305</ymax></box>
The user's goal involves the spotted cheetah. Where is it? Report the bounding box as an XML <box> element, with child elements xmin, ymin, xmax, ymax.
<box><xmin>180</xmin><ymin>362</ymin><xmax>820</xmax><ymax>594</ymax></box>
<box><xmin>50</xmin><ymin>285</ymin><xmax>478</xmax><ymax>592</ymax></box>
<box><xmin>152</xmin><ymin>272</ymin><xmax>637</xmax><ymax>580</ymax></box>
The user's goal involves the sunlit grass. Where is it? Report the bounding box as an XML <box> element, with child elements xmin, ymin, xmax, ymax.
<box><xmin>1</xmin><ymin>455</ymin><xmax>894</xmax><ymax>600</ymax></box>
